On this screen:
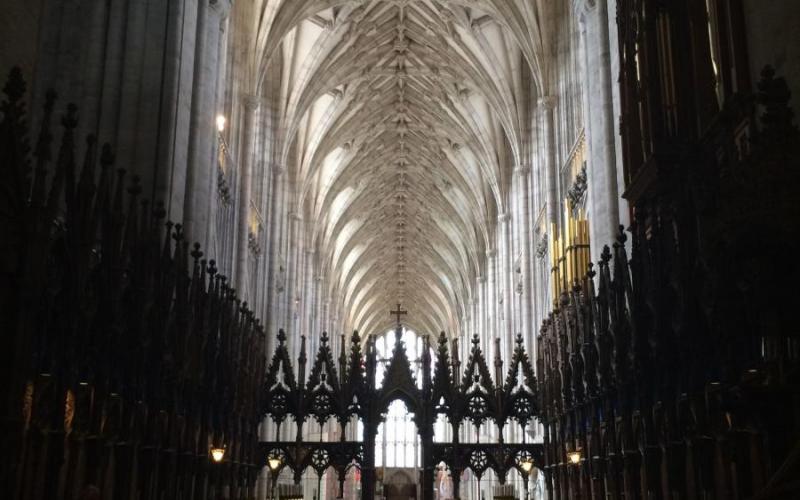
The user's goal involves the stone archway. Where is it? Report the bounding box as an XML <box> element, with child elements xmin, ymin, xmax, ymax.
<box><xmin>383</xmin><ymin>469</ymin><xmax>416</xmax><ymax>500</ymax></box>
<box><xmin>361</xmin><ymin>325</ymin><xmax>433</xmax><ymax>500</ymax></box>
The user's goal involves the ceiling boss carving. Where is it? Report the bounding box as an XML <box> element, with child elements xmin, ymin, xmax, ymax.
<box><xmin>256</xmin><ymin>0</ymin><xmax>551</xmax><ymax>335</ymax></box>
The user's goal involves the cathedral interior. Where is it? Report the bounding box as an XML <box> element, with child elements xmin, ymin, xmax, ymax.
<box><xmin>1</xmin><ymin>1</ymin><xmax>799</xmax><ymax>499</ymax></box>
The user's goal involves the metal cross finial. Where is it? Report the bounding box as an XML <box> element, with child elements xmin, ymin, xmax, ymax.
<box><xmin>390</xmin><ymin>302</ymin><xmax>407</xmax><ymax>326</ymax></box>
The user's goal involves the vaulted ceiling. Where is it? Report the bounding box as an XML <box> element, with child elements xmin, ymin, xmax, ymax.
<box><xmin>251</xmin><ymin>0</ymin><xmax>555</xmax><ymax>336</ymax></box>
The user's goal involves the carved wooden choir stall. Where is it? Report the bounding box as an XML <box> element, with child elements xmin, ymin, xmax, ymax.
<box><xmin>533</xmin><ymin>1</ymin><xmax>800</xmax><ymax>497</ymax></box>
<box><xmin>0</xmin><ymin>69</ymin><xmax>265</xmax><ymax>500</ymax></box>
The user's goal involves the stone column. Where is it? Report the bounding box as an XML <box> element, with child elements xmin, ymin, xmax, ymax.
<box><xmin>515</xmin><ymin>165</ymin><xmax>533</xmax><ymax>353</ymax></box>
<box><xmin>286</xmin><ymin>212</ymin><xmax>303</xmax><ymax>338</ymax></box>
<box><xmin>580</xmin><ymin>0</ymin><xmax>625</xmax><ymax>248</ymax></box>
<box><xmin>183</xmin><ymin>0</ymin><xmax>229</xmax><ymax>247</ymax></box>
<box><xmin>206</xmin><ymin>8</ymin><xmax>232</xmax><ymax>260</ymax></box>
<box><xmin>323</xmin><ymin>296</ymin><xmax>332</xmax><ymax>336</ymax></box>
<box><xmin>578</xmin><ymin>10</ymin><xmax>599</xmax><ymax>252</ymax></box>
<box><xmin>312</xmin><ymin>276</ymin><xmax>324</xmax><ymax>335</ymax></box>
<box><xmin>110</xmin><ymin>0</ymin><xmax>150</xmax><ymax>179</ymax></box>
<box><xmin>234</xmin><ymin>94</ymin><xmax>260</xmax><ymax>297</ymax></box>
<box><xmin>300</xmin><ymin>249</ymin><xmax>316</xmax><ymax>335</ymax></box>
<box><xmin>487</xmin><ymin>246</ymin><xmax>498</xmax><ymax>444</ymax></box>
<box><xmin>265</xmin><ymin>163</ymin><xmax>285</xmax><ymax>336</ymax></box>
<box><xmin>539</xmin><ymin>97</ymin><xmax>559</xmax><ymax>233</ymax></box>
<box><xmin>330</xmin><ymin>310</ymin><xmax>338</xmax><ymax>342</ymax></box>
<box><xmin>255</xmin><ymin>162</ymin><xmax>275</xmax><ymax>321</ymax></box>
<box><xmin>70</xmin><ymin>1</ymin><xmax>109</xmax><ymax>149</ymax></box>
<box><xmin>498</xmin><ymin>212</ymin><xmax>512</xmax><ymax>356</ymax></box>
<box><xmin>471</xmin><ymin>296</ymin><xmax>478</xmax><ymax>337</ymax></box>
<box><xmin>477</xmin><ymin>275</ymin><xmax>487</xmax><ymax>337</ymax></box>
<box><xmin>487</xmin><ymin>249</ymin><xmax>498</xmax><ymax>343</ymax></box>
<box><xmin>30</xmin><ymin>0</ymin><xmax>223</xmax><ymax>222</ymax></box>
<box><xmin>510</xmin><ymin>174</ymin><xmax>522</xmax><ymax>343</ymax></box>
<box><xmin>150</xmin><ymin>0</ymin><xmax>198</xmax><ymax>223</ymax></box>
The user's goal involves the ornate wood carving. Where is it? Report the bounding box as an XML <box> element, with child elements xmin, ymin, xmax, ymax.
<box><xmin>539</xmin><ymin>36</ymin><xmax>800</xmax><ymax>496</ymax></box>
<box><xmin>261</xmin><ymin>324</ymin><xmax>542</xmax><ymax>500</ymax></box>
<box><xmin>0</xmin><ymin>69</ymin><xmax>265</xmax><ymax>500</ymax></box>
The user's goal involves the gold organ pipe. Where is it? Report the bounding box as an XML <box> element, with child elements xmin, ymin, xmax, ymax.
<box><xmin>555</xmin><ymin>205</ymin><xmax>592</xmax><ymax>296</ymax></box>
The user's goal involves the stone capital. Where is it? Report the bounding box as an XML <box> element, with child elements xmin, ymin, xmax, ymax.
<box><xmin>538</xmin><ymin>95</ymin><xmax>557</xmax><ymax>111</ymax></box>
<box><xmin>572</xmin><ymin>0</ymin><xmax>597</xmax><ymax>18</ymax></box>
<box><xmin>209</xmin><ymin>0</ymin><xmax>233</xmax><ymax>17</ymax></box>
<box><xmin>514</xmin><ymin>164</ymin><xmax>531</xmax><ymax>177</ymax></box>
<box><xmin>476</xmin><ymin>275</ymin><xmax>487</xmax><ymax>284</ymax></box>
<box><xmin>497</xmin><ymin>213</ymin><xmax>510</xmax><ymax>223</ymax></box>
<box><xmin>242</xmin><ymin>93</ymin><xmax>262</xmax><ymax>111</ymax></box>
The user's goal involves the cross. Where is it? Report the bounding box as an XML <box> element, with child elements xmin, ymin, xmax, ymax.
<box><xmin>390</xmin><ymin>302</ymin><xmax>407</xmax><ymax>326</ymax></box>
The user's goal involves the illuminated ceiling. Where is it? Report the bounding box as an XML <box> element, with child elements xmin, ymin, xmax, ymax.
<box><xmin>251</xmin><ymin>0</ymin><xmax>553</xmax><ymax>335</ymax></box>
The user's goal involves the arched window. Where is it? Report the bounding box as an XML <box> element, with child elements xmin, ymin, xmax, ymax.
<box><xmin>369</xmin><ymin>327</ymin><xmax>444</xmax><ymax>467</ymax></box>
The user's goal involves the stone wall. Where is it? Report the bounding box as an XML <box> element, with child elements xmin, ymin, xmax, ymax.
<box><xmin>743</xmin><ymin>0</ymin><xmax>800</xmax><ymax>102</ymax></box>
<box><xmin>0</xmin><ymin>0</ymin><xmax>42</xmax><ymax>91</ymax></box>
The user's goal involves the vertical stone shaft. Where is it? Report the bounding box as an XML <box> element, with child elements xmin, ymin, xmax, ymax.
<box><xmin>234</xmin><ymin>94</ymin><xmax>260</xmax><ymax>296</ymax></box>
<box><xmin>184</xmin><ymin>0</ymin><xmax>227</xmax><ymax>247</ymax></box>
<box><xmin>582</xmin><ymin>0</ymin><xmax>623</xmax><ymax>249</ymax></box>
<box><xmin>516</xmin><ymin>165</ymin><xmax>533</xmax><ymax>355</ymax></box>
<box><xmin>540</xmin><ymin>96</ymin><xmax>559</xmax><ymax>233</ymax></box>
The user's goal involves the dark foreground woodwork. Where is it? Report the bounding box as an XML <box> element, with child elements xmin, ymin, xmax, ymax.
<box><xmin>537</xmin><ymin>3</ymin><xmax>800</xmax><ymax>492</ymax></box>
<box><xmin>0</xmin><ymin>68</ymin><xmax>264</xmax><ymax>500</ymax></box>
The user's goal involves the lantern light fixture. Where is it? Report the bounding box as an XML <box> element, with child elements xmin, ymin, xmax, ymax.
<box><xmin>210</xmin><ymin>446</ymin><xmax>226</xmax><ymax>463</ymax></box>
<box><xmin>216</xmin><ymin>115</ymin><xmax>227</xmax><ymax>133</ymax></box>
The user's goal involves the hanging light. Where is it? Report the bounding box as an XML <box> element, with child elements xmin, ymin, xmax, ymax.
<box><xmin>210</xmin><ymin>446</ymin><xmax>226</xmax><ymax>463</ymax></box>
<box><xmin>567</xmin><ymin>450</ymin><xmax>582</xmax><ymax>465</ymax></box>
<box><xmin>216</xmin><ymin>115</ymin><xmax>227</xmax><ymax>132</ymax></box>
<box><xmin>520</xmin><ymin>458</ymin><xmax>534</xmax><ymax>474</ymax></box>
<box><xmin>268</xmin><ymin>456</ymin><xmax>282</xmax><ymax>471</ymax></box>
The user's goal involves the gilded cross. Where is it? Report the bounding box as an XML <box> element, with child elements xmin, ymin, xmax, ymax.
<box><xmin>390</xmin><ymin>303</ymin><xmax>407</xmax><ymax>326</ymax></box>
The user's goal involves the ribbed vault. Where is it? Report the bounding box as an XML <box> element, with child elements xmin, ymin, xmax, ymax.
<box><xmin>256</xmin><ymin>0</ymin><xmax>551</xmax><ymax>337</ymax></box>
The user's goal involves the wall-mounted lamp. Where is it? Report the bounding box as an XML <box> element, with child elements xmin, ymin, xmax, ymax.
<box><xmin>567</xmin><ymin>450</ymin><xmax>582</xmax><ymax>465</ymax></box>
<box><xmin>210</xmin><ymin>446</ymin><xmax>226</xmax><ymax>463</ymax></box>
<box><xmin>216</xmin><ymin>115</ymin><xmax>227</xmax><ymax>133</ymax></box>
<box><xmin>268</xmin><ymin>454</ymin><xmax>282</xmax><ymax>500</ymax></box>
<box><xmin>519</xmin><ymin>456</ymin><xmax>535</xmax><ymax>500</ymax></box>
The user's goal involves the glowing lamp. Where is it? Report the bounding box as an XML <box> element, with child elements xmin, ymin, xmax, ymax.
<box><xmin>520</xmin><ymin>458</ymin><xmax>534</xmax><ymax>474</ymax></box>
<box><xmin>567</xmin><ymin>450</ymin><xmax>582</xmax><ymax>465</ymax></box>
<box><xmin>268</xmin><ymin>456</ymin><xmax>282</xmax><ymax>471</ymax></box>
<box><xmin>210</xmin><ymin>447</ymin><xmax>226</xmax><ymax>463</ymax></box>
<box><xmin>216</xmin><ymin>115</ymin><xmax>227</xmax><ymax>132</ymax></box>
